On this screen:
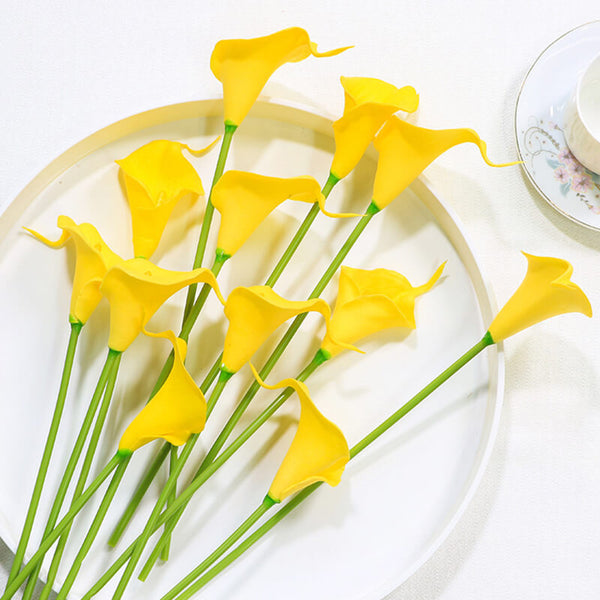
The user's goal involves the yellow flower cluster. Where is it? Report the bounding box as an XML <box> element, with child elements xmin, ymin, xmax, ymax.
<box><xmin>20</xmin><ymin>29</ymin><xmax>593</xmax><ymax>585</ymax></box>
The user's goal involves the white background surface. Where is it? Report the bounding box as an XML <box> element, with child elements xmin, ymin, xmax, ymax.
<box><xmin>1</xmin><ymin>1</ymin><xmax>599</xmax><ymax>599</ymax></box>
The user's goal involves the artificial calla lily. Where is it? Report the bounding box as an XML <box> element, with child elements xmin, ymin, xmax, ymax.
<box><xmin>330</xmin><ymin>77</ymin><xmax>419</xmax><ymax>180</ymax></box>
<box><xmin>211</xmin><ymin>27</ymin><xmax>350</xmax><ymax>127</ymax></box>
<box><xmin>117</xmin><ymin>139</ymin><xmax>218</xmax><ymax>259</ymax></box>
<box><xmin>488</xmin><ymin>253</ymin><xmax>591</xmax><ymax>342</ymax></box>
<box><xmin>100</xmin><ymin>259</ymin><xmax>225</xmax><ymax>352</ymax></box>
<box><xmin>371</xmin><ymin>116</ymin><xmax>518</xmax><ymax>210</ymax></box>
<box><xmin>212</xmin><ymin>171</ymin><xmax>359</xmax><ymax>257</ymax></box>
<box><xmin>250</xmin><ymin>365</ymin><xmax>349</xmax><ymax>502</ymax></box>
<box><xmin>118</xmin><ymin>330</ymin><xmax>206</xmax><ymax>453</ymax></box>
<box><xmin>25</xmin><ymin>216</ymin><xmax>122</xmax><ymax>324</ymax></box>
<box><xmin>222</xmin><ymin>286</ymin><xmax>359</xmax><ymax>373</ymax></box>
<box><xmin>321</xmin><ymin>263</ymin><xmax>445</xmax><ymax>357</ymax></box>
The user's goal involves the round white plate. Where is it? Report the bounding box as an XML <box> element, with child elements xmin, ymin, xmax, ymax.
<box><xmin>515</xmin><ymin>20</ymin><xmax>600</xmax><ymax>230</ymax></box>
<box><xmin>0</xmin><ymin>100</ymin><xmax>503</xmax><ymax>600</ymax></box>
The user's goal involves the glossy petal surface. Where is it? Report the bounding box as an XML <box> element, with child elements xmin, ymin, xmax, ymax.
<box><xmin>25</xmin><ymin>216</ymin><xmax>122</xmax><ymax>323</ymax></box>
<box><xmin>117</xmin><ymin>139</ymin><xmax>216</xmax><ymax>258</ymax></box>
<box><xmin>331</xmin><ymin>77</ymin><xmax>419</xmax><ymax>179</ymax></box>
<box><xmin>101</xmin><ymin>259</ymin><xmax>224</xmax><ymax>351</ymax></box>
<box><xmin>488</xmin><ymin>253</ymin><xmax>591</xmax><ymax>342</ymax></box>
<box><xmin>222</xmin><ymin>286</ymin><xmax>356</xmax><ymax>373</ymax></box>
<box><xmin>372</xmin><ymin>116</ymin><xmax>518</xmax><ymax>210</ymax></box>
<box><xmin>119</xmin><ymin>330</ymin><xmax>206</xmax><ymax>452</ymax></box>
<box><xmin>321</xmin><ymin>263</ymin><xmax>445</xmax><ymax>357</ymax></box>
<box><xmin>213</xmin><ymin>171</ymin><xmax>356</xmax><ymax>256</ymax></box>
<box><xmin>211</xmin><ymin>27</ymin><xmax>350</xmax><ymax>126</ymax></box>
<box><xmin>250</xmin><ymin>365</ymin><xmax>349</xmax><ymax>503</ymax></box>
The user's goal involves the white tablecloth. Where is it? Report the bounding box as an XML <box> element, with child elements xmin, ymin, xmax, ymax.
<box><xmin>1</xmin><ymin>1</ymin><xmax>599</xmax><ymax>598</ymax></box>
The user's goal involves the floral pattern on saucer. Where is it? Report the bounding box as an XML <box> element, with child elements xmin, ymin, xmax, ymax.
<box><xmin>521</xmin><ymin>116</ymin><xmax>600</xmax><ymax>214</ymax></box>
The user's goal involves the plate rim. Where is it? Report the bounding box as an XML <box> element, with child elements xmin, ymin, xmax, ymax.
<box><xmin>514</xmin><ymin>19</ymin><xmax>600</xmax><ymax>232</ymax></box>
<box><xmin>0</xmin><ymin>97</ymin><xmax>505</xmax><ymax>600</ymax></box>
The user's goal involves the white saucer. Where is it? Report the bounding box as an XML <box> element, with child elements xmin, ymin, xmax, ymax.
<box><xmin>515</xmin><ymin>20</ymin><xmax>600</xmax><ymax>231</ymax></box>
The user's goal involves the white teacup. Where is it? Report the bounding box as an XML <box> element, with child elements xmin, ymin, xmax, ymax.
<box><xmin>564</xmin><ymin>53</ymin><xmax>600</xmax><ymax>174</ymax></box>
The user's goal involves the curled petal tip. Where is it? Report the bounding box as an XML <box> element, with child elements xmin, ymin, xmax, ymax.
<box><xmin>310</xmin><ymin>42</ymin><xmax>353</xmax><ymax>57</ymax></box>
<box><xmin>316</xmin><ymin>194</ymin><xmax>362</xmax><ymax>218</ymax></box>
<box><xmin>414</xmin><ymin>262</ymin><xmax>446</xmax><ymax>295</ymax></box>
<box><xmin>23</xmin><ymin>226</ymin><xmax>70</xmax><ymax>249</ymax></box>
<box><xmin>182</xmin><ymin>136</ymin><xmax>222</xmax><ymax>157</ymax></box>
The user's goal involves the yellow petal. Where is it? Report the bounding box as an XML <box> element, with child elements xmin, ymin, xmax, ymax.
<box><xmin>101</xmin><ymin>258</ymin><xmax>224</xmax><ymax>352</ymax></box>
<box><xmin>25</xmin><ymin>216</ymin><xmax>122</xmax><ymax>323</ymax></box>
<box><xmin>249</xmin><ymin>365</ymin><xmax>349</xmax><ymax>503</ymax></box>
<box><xmin>212</xmin><ymin>171</ymin><xmax>356</xmax><ymax>257</ymax></box>
<box><xmin>331</xmin><ymin>77</ymin><xmax>419</xmax><ymax>179</ymax></box>
<box><xmin>371</xmin><ymin>116</ymin><xmax>519</xmax><ymax>210</ymax></box>
<box><xmin>488</xmin><ymin>253</ymin><xmax>592</xmax><ymax>342</ymax></box>
<box><xmin>117</xmin><ymin>139</ymin><xmax>216</xmax><ymax>258</ymax></box>
<box><xmin>118</xmin><ymin>330</ymin><xmax>206</xmax><ymax>452</ymax></box>
<box><xmin>222</xmin><ymin>286</ymin><xmax>358</xmax><ymax>373</ymax></box>
<box><xmin>321</xmin><ymin>263</ymin><xmax>445</xmax><ymax>357</ymax></box>
<box><xmin>211</xmin><ymin>27</ymin><xmax>350</xmax><ymax>126</ymax></box>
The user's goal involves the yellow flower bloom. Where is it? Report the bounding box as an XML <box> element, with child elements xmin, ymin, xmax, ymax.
<box><xmin>330</xmin><ymin>77</ymin><xmax>419</xmax><ymax>180</ymax></box>
<box><xmin>212</xmin><ymin>171</ymin><xmax>358</xmax><ymax>257</ymax></box>
<box><xmin>211</xmin><ymin>27</ymin><xmax>350</xmax><ymax>127</ymax></box>
<box><xmin>222</xmin><ymin>286</ymin><xmax>359</xmax><ymax>373</ymax></box>
<box><xmin>100</xmin><ymin>259</ymin><xmax>225</xmax><ymax>352</ymax></box>
<box><xmin>488</xmin><ymin>253</ymin><xmax>592</xmax><ymax>342</ymax></box>
<box><xmin>116</xmin><ymin>139</ymin><xmax>218</xmax><ymax>259</ymax></box>
<box><xmin>372</xmin><ymin>116</ymin><xmax>518</xmax><ymax>210</ymax></box>
<box><xmin>25</xmin><ymin>216</ymin><xmax>122</xmax><ymax>324</ymax></box>
<box><xmin>250</xmin><ymin>365</ymin><xmax>349</xmax><ymax>503</ymax></box>
<box><xmin>118</xmin><ymin>330</ymin><xmax>206</xmax><ymax>453</ymax></box>
<box><xmin>321</xmin><ymin>263</ymin><xmax>445</xmax><ymax>357</ymax></box>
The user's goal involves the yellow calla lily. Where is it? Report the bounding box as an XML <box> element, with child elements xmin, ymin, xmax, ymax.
<box><xmin>212</xmin><ymin>171</ymin><xmax>359</xmax><ymax>257</ymax></box>
<box><xmin>330</xmin><ymin>77</ymin><xmax>419</xmax><ymax>180</ymax></box>
<box><xmin>488</xmin><ymin>253</ymin><xmax>592</xmax><ymax>342</ymax></box>
<box><xmin>100</xmin><ymin>258</ymin><xmax>225</xmax><ymax>352</ymax></box>
<box><xmin>25</xmin><ymin>216</ymin><xmax>122</xmax><ymax>324</ymax></box>
<box><xmin>117</xmin><ymin>139</ymin><xmax>218</xmax><ymax>259</ymax></box>
<box><xmin>321</xmin><ymin>263</ymin><xmax>445</xmax><ymax>357</ymax></box>
<box><xmin>222</xmin><ymin>286</ymin><xmax>359</xmax><ymax>373</ymax></box>
<box><xmin>118</xmin><ymin>330</ymin><xmax>206</xmax><ymax>453</ymax></box>
<box><xmin>249</xmin><ymin>365</ymin><xmax>349</xmax><ymax>503</ymax></box>
<box><xmin>211</xmin><ymin>27</ymin><xmax>350</xmax><ymax>127</ymax></box>
<box><xmin>371</xmin><ymin>116</ymin><xmax>519</xmax><ymax>210</ymax></box>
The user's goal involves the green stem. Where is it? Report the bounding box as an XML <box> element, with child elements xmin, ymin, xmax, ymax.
<box><xmin>264</xmin><ymin>172</ymin><xmax>339</xmax><ymax>287</ymax></box>
<box><xmin>165</xmin><ymin>333</ymin><xmax>496</xmax><ymax>596</ymax></box>
<box><xmin>54</xmin><ymin>456</ymin><xmax>131</xmax><ymax>600</ymax></box>
<box><xmin>180</xmin><ymin>251</ymin><xmax>229</xmax><ymax>344</ymax></box>
<box><xmin>350</xmin><ymin>332</ymin><xmax>494</xmax><ymax>457</ymax></box>
<box><xmin>4</xmin><ymin>321</ymin><xmax>82</xmax><ymax>591</ymax></box>
<box><xmin>183</xmin><ymin>123</ymin><xmax>236</xmax><ymax>320</ymax></box>
<box><xmin>14</xmin><ymin>349</ymin><xmax>118</xmax><ymax>596</ymax></box>
<box><xmin>161</xmin><ymin>497</ymin><xmax>276</xmax><ymax>600</ymax></box>
<box><xmin>161</xmin><ymin>445</ymin><xmax>179</xmax><ymax>561</ymax></box>
<box><xmin>110</xmin><ymin>372</ymin><xmax>231</xmax><ymax>600</ymax></box>
<box><xmin>140</xmin><ymin>352</ymin><xmax>326</xmax><ymax>578</ymax></box>
<box><xmin>0</xmin><ymin>454</ymin><xmax>124</xmax><ymax>600</ymax></box>
<box><xmin>34</xmin><ymin>352</ymin><xmax>122</xmax><ymax>600</ymax></box>
<box><xmin>171</xmin><ymin>484</ymin><xmax>319</xmax><ymax>600</ymax></box>
<box><xmin>107</xmin><ymin>444</ymin><xmax>171</xmax><ymax>547</ymax></box>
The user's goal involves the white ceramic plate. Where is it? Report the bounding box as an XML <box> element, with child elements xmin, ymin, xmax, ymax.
<box><xmin>0</xmin><ymin>100</ymin><xmax>503</xmax><ymax>600</ymax></box>
<box><xmin>515</xmin><ymin>20</ymin><xmax>600</xmax><ymax>230</ymax></box>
